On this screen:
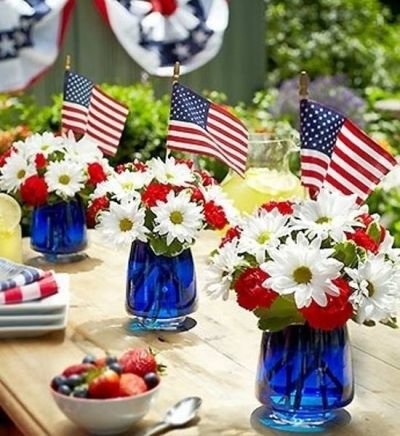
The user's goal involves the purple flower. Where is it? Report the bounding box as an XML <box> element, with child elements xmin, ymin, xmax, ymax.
<box><xmin>271</xmin><ymin>75</ymin><xmax>366</xmax><ymax>128</ymax></box>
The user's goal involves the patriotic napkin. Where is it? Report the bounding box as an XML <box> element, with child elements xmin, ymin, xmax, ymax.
<box><xmin>0</xmin><ymin>259</ymin><xmax>59</xmax><ymax>304</ymax></box>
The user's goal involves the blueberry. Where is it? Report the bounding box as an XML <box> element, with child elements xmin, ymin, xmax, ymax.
<box><xmin>82</xmin><ymin>354</ymin><xmax>96</xmax><ymax>364</ymax></box>
<box><xmin>108</xmin><ymin>362</ymin><xmax>122</xmax><ymax>374</ymax></box>
<box><xmin>144</xmin><ymin>372</ymin><xmax>159</xmax><ymax>389</ymax></box>
<box><xmin>106</xmin><ymin>356</ymin><xmax>118</xmax><ymax>365</ymax></box>
<box><xmin>58</xmin><ymin>384</ymin><xmax>72</xmax><ymax>396</ymax></box>
<box><xmin>52</xmin><ymin>375</ymin><xmax>67</xmax><ymax>389</ymax></box>
<box><xmin>72</xmin><ymin>386</ymin><xmax>88</xmax><ymax>398</ymax></box>
<box><xmin>65</xmin><ymin>374</ymin><xmax>84</xmax><ymax>388</ymax></box>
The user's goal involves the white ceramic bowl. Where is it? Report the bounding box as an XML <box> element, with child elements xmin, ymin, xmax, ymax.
<box><xmin>51</xmin><ymin>383</ymin><xmax>160</xmax><ymax>435</ymax></box>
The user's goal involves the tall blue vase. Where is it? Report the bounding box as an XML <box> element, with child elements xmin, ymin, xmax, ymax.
<box><xmin>126</xmin><ymin>240</ymin><xmax>197</xmax><ymax>331</ymax></box>
<box><xmin>31</xmin><ymin>198</ymin><xmax>88</xmax><ymax>263</ymax></box>
<box><xmin>255</xmin><ymin>323</ymin><xmax>354</xmax><ymax>432</ymax></box>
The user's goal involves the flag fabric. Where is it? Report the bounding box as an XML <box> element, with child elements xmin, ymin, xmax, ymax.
<box><xmin>94</xmin><ymin>0</ymin><xmax>229</xmax><ymax>77</ymax></box>
<box><xmin>61</xmin><ymin>71</ymin><xmax>129</xmax><ymax>156</ymax></box>
<box><xmin>166</xmin><ymin>83</ymin><xmax>249</xmax><ymax>176</ymax></box>
<box><xmin>85</xmin><ymin>86</ymin><xmax>130</xmax><ymax>157</ymax></box>
<box><xmin>61</xmin><ymin>70</ymin><xmax>94</xmax><ymax>134</ymax></box>
<box><xmin>300</xmin><ymin>99</ymin><xmax>396</xmax><ymax>203</ymax></box>
<box><xmin>0</xmin><ymin>0</ymin><xmax>75</xmax><ymax>93</ymax></box>
<box><xmin>0</xmin><ymin>271</ymin><xmax>58</xmax><ymax>305</ymax></box>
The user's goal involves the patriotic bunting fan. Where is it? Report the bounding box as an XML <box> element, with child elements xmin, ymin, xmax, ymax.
<box><xmin>0</xmin><ymin>0</ymin><xmax>74</xmax><ymax>93</ymax></box>
<box><xmin>95</xmin><ymin>0</ymin><xmax>229</xmax><ymax>76</ymax></box>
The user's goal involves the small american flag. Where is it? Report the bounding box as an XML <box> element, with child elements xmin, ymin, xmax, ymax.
<box><xmin>62</xmin><ymin>70</ymin><xmax>93</xmax><ymax>134</ymax></box>
<box><xmin>300</xmin><ymin>99</ymin><xmax>396</xmax><ymax>203</ymax></box>
<box><xmin>85</xmin><ymin>86</ymin><xmax>129</xmax><ymax>157</ymax></box>
<box><xmin>61</xmin><ymin>71</ymin><xmax>128</xmax><ymax>156</ymax></box>
<box><xmin>166</xmin><ymin>83</ymin><xmax>249</xmax><ymax>176</ymax></box>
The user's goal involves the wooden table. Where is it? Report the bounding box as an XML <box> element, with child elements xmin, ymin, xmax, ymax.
<box><xmin>0</xmin><ymin>231</ymin><xmax>399</xmax><ymax>436</ymax></box>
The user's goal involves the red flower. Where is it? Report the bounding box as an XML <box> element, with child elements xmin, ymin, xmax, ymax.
<box><xmin>196</xmin><ymin>170</ymin><xmax>215</xmax><ymax>186</ymax></box>
<box><xmin>20</xmin><ymin>175</ymin><xmax>48</xmax><ymax>207</ymax></box>
<box><xmin>175</xmin><ymin>158</ymin><xmax>194</xmax><ymax>169</ymax></box>
<box><xmin>133</xmin><ymin>160</ymin><xmax>148</xmax><ymax>172</ymax></box>
<box><xmin>0</xmin><ymin>148</ymin><xmax>13</xmax><ymax>167</ymax></box>
<box><xmin>87</xmin><ymin>162</ymin><xmax>107</xmax><ymax>186</ymax></box>
<box><xmin>300</xmin><ymin>278</ymin><xmax>353</xmax><ymax>330</ymax></box>
<box><xmin>34</xmin><ymin>153</ymin><xmax>47</xmax><ymax>170</ymax></box>
<box><xmin>234</xmin><ymin>267</ymin><xmax>277</xmax><ymax>311</ymax></box>
<box><xmin>142</xmin><ymin>183</ymin><xmax>172</xmax><ymax>207</ymax></box>
<box><xmin>220</xmin><ymin>226</ymin><xmax>241</xmax><ymax>247</ymax></box>
<box><xmin>86</xmin><ymin>196</ymin><xmax>110</xmax><ymax>228</ymax></box>
<box><xmin>260</xmin><ymin>200</ymin><xmax>294</xmax><ymax>215</ymax></box>
<box><xmin>115</xmin><ymin>164</ymin><xmax>127</xmax><ymax>174</ymax></box>
<box><xmin>359</xmin><ymin>213</ymin><xmax>374</xmax><ymax>227</ymax></box>
<box><xmin>190</xmin><ymin>187</ymin><xmax>204</xmax><ymax>203</ymax></box>
<box><xmin>347</xmin><ymin>228</ymin><xmax>379</xmax><ymax>253</ymax></box>
<box><xmin>204</xmin><ymin>201</ymin><xmax>228</xmax><ymax>229</ymax></box>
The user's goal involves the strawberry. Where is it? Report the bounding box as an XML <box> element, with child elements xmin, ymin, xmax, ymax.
<box><xmin>62</xmin><ymin>363</ymin><xmax>95</xmax><ymax>377</ymax></box>
<box><xmin>119</xmin><ymin>348</ymin><xmax>158</xmax><ymax>377</ymax></box>
<box><xmin>88</xmin><ymin>369</ymin><xmax>120</xmax><ymax>399</ymax></box>
<box><xmin>119</xmin><ymin>373</ymin><xmax>147</xmax><ymax>397</ymax></box>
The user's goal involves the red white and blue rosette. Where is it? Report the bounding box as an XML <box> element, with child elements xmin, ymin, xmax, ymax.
<box><xmin>95</xmin><ymin>0</ymin><xmax>229</xmax><ymax>76</ymax></box>
<box><xmin>0</xmin><ymin>0</ymin><xmax>75</xmax><ymax>93</ymax></box>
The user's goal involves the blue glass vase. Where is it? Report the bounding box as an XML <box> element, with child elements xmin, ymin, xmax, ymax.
<box><xmin>31</xmin><ymin>198</ymin><xmax>88</xmax><ymax>263</ymax></box>
<box><xmin>255</xmin><ymin>324</ymin><xmax>354</xmax><ymax>432</ymax></box>
<box><xmin>126</xmin><ymin>240</ymin><xmax>197</xmax><ymax>331</ymax></box>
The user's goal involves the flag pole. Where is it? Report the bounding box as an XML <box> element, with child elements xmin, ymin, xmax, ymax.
<box><xmin>65</xmin><ymin>54</ymin><xmax>71</xmax><ymax>72</ymax></box>
<box><xmin>299</xmin><ymin>71</ymin><xmax>309</xmax><ymax>100</ymax></box>
<box><xmin>172</xmin><ymin>61</ymin><xmax>180</xmax><ymax>84</ymax></box>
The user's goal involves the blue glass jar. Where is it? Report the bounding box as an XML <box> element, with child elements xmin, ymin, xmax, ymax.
<box><xmin>31</xmin><ymin>198</ymin><xmax>88</xmax><ymax>263</ymax></box>
<box><xmin>126</xmin><ymin>240</ymin><xmax>197</xmax><ymax>330</ymax></box>
<box><xmin>255</xmin><ymin>324</ymin><xmax>354</xmax><ymax>432</ymax></box>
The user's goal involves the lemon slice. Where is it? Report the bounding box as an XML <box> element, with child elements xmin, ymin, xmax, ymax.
<box><xmin>0</xmin><ymin>194</ymin><xmax>21</xmax><ymax>232</ymax></box>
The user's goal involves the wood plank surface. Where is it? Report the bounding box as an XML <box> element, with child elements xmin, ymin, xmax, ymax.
<box><xmin>0</xmin><ymin>231</ymin><xmax>399</xmax><ymax>436</ymax></box>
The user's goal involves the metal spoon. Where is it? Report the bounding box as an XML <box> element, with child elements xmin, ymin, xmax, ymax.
<box><xmin>143</xmin><ymin>397</ymin><xmax>202</xmax><ymax>436</ymax></box>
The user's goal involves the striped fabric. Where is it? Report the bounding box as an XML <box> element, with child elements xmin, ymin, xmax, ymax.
<box><xmin>0</xmin><ymin>259</ymin><xmax>45</xmax><ymax>292</ymax></box>
<box><xmin>0</xmin><ymin>271</ymin><xmax>59</xmax><ymax>305</ymax></box>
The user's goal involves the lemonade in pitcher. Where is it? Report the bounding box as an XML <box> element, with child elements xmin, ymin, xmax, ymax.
<box><xmin>221</xmin><ymin>134</ymin><xmax>304</xmax><ymax>214</ymax></box>
<box><xmin>0</xmin><ymin>194</ymin><xmax>23</xmax><ymax>263</ymax></box>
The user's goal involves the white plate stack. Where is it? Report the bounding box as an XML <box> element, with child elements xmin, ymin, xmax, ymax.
<box><xmin>0</xmin><ymin>274</ymin><xmax>70</xmax><ymax>338</ymax></box>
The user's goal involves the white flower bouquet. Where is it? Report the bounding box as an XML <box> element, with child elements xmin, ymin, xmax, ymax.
<box><xmin>0</xmin><ymin>132</ymin><xmax>112</xmax><ymax>207</ymax></box>
<box><xmin>89</xmin><ymin>156</ymin><xmax>237</xmax><ymax>256</ymax></box>
<box><xmin>206</xmin><ymin>189</ymin><xmax>400</xmax><ymax>331</ymax></box>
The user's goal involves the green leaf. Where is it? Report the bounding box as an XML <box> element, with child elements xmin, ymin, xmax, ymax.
<box><xmin>367</xmin><ymin>222</ymin><xmax>381</xmax><ymax>243</ymax></box>
<box><xmin>332</xmin><ymin>241</ymin><xmax>358</xmax><ymax>267</ymax></box>
<box><xmin>149</xmin><ymin>236</ymin><xmax>185</xmax><ymax>257</ymax></box>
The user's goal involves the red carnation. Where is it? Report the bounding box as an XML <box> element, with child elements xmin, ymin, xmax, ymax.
<box><xmin>220</xmin><ymin>226</ymin><xmax>241</xmax><ymax>247</ymax></box>
<box><xmin>34</xmin><ymin>153</ymin><xmax>47</xmax><ymax>170</ymax></box>
<box><xmin>20</xmin><ymin>175</ymin><xmax>48</xmax><ymax>207</ymax></box>
<box><xmin>115</xmin><ymin>164</ymin><xmax>127</xmax><ymax>174</ymax></box>
<box><xmin>86</xmin><ymin>196</ymin><xmax>110</xmax><ymax>228</ymax></box>
<box><xmin>175</xmin><ymin>158</ymin><xmax>194</xmax><ymax>169</ymax></box>
<box><xmin>191</xmin><ymin>187</ymin><xmax>204</xmax><ymax>203</ymax></box>
<box><xmin>347</xmin><ymin>228</ymin><xmax>379</xmax><ymax>253</ymax></box>
<box><xmin>0</xmin><ymin>148</ymin><xmax>13</xmax><ymax>167</ymax></box>
<box><xmin>300</xmin><ymin>278</ymin><xmax>353</xmax><ymax>330</ymax></box>
<box><xmin>234</xmin><ymin>267</ymin><xmax>277</xmax><ymax>311</ymax></box>
<box><xmin>87</xmin><ymin>162</ymin><xmax>107</xmax><ymax>186</ymax></box>
<box><xmin>142</xmin><ymin>183</ymin><xmax>172</xmax><ymax>207</ymax></box>
<box><xmin>204</xmin><ymin>201</ymin><xmax>228</xmax><ymax>230</ymax></box>
<box><xmin>133</xmin><ymin>161</ymin><xmax>148</xmax><ymax>172</ymax></box>
<box><xmin>260</xmin><ymin>200</ymin><xmax>294</xmax><ymax>215</ymax></box>
<box><xmin>196</xmin><ymin>170</ymin><xmax>215</xmax><ymax>186</ymax></box>
<box><xmin>359</xmin><ymin>213</ymin><xmax>374</xmax><ymax>227</ymax></box>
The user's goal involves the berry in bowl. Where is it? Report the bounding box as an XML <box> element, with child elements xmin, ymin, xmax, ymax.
<box><xmin>50</xmin><ymin>348</ymin><xmax>163</xmax><ymax>435</ymax></box>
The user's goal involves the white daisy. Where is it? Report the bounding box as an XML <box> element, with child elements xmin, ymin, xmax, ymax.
<box><xmin>293</xmin><ymin>188</ymin><xmax>365</xmax><ymax>241</ymax></box>
<box><xmin>148</xmin><ymin>156</ymin><xmax>195</xmax><ymax>186</ymax></box>
<box><xmin>206</xmin><ymin>240</ymin><xmax>243</xmax><ymax>300</ymax></box>
<box><xmin>97</xmin><ymin>200</ymin><xmax>148</xmax><ymax>248</ymax></box>
<box><xmin>238</xmin><ymin>210</ymin><xmax>290</xmax><ymax>263</ymax></box>
<box><xmin>0</xmin><ymin>152</ymin><xmax>36</xmax><ymax>193</ymax></box>
<box><xmin>45</xmin><ymin>160</ymin><xmax>85</xmax><ymax>199</ymax></box>
<box><xmin>111</xmin><ymin>171</ymin><xmax>151</xmax><ymax>201</ymax></box>
<box><xmin>379</xmin><ymin>232</ymin><xmax>400</xmax><ymax>265</ymax></box>
<box><xmin>15</xmin><ymin>132</ymin><xmax>64</xmax><ymax>158</ymax></box>
<box><xmin>152</xmin><ymin>190</ymin><xmax>203</xmax><ymax>246</ymax></box>
<box><xmin>261</xmin><ymin>233</ymin><xmax>343</xmax><ymax>308</ymax></box>
<box><xmin>346</xmin><ymin>254</ymin><xmax>398</xmax><ymax>324</ymax></box>
<box><xmin>64</xmin><ymin>133</ymin><xmax>104</xmax><ymax>164</ymax></box>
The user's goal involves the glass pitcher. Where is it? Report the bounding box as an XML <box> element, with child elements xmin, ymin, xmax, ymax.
<box><xmin>221</xmin><ymin>133</ymin><xmax>305</xmax><ymax>214</ymax></box>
